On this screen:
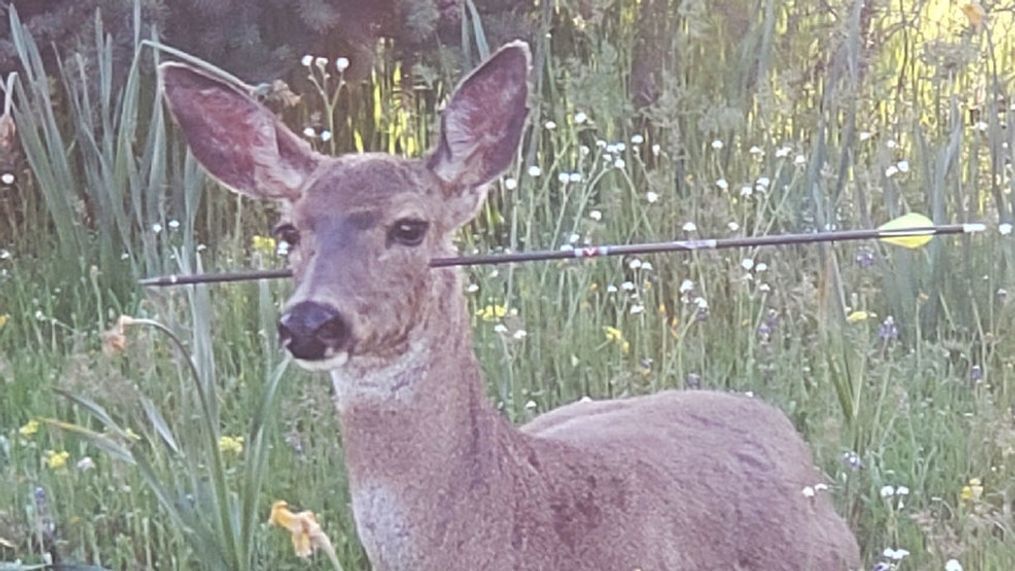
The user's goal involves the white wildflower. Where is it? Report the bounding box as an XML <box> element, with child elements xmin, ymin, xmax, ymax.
<box><xmin>574</xmin><ymin>112</ymin><xmax>588</xmax><ymax>124</ymax></box>
<box><xmin>727</xmin><ymin>221</ymin><xmax>740</xmax><ymax>232</ymax></box>
<box><xmin>646</xmin><ymin>191</ymin><xmax>659</xmax><ymax>203</ymax></box>
<box><xmin>651</xmin><ymin>144</ymin><xmax>662</xmax><ymax>156</ymax></box>
<box><xmin>741</xmin><ymin>258</ymin><xmax>754</xmax><ymax>271</ymax></box>
<box><xmin>544</xmin><ymin>120</ymin><xmax>557</xmax><ymax>130</ymax></box>
<box><xmin>716</xmin><ymin>178</ymin><xmax>729</xmax><ymax>191</ymax></box>
<box><xmin>151</xmin><ymin>223</ymin><xmax>163</xmax><ymax>234</ymax></box>
<box><xmin>945</xmin><ymin>559</ymin><xmax>963</xmax><ymax>571</ymax></box>
<box><xmin>880</xmin><ymin>485</ymin><xmax>895</xmax><ymax>498</ymax></box>
<box><xmin>775</xmin><ymin>146</ymin><xmax>792</xmax><ymax>158</ymax></box>
<box><xmin>528</xmin><ymin>166</ymin><xmax>542</xmax><ymax>178</ymax></box>
<box><xmin>749</xmin><ymin>145</ymin><xmax>764</xmax><ymax>156</ymax></box>
<box><xmin>503</xmin><ymin>178</ymin><xmax>518</xmax><ymax>190</ymax></box>
<box><xmin>631</xmin><ymin>134</ymin><xmax>644</xmax><ymax>145</ymax></box>
<box><xmin>682</xmin><ymin>221</ymin><xmax>697</xmax><ymax>232</ymax></box>
<box><xmin>614</xmin><ymin>158</ymin><xmax>626</xmax><ymax>169</ymax></box>
<box><xmin>1000</xmin><ymin>223</ymin><xmax>1013</xmax><ymax>236</ymax></box>
<box><xmin>303</xmin><ymin>127</ymin><xmax>317</xmax><ymax>138</ymax></box>
<box><xmin>630</xmin><ymin>304</ymin><xmax>645</xmax><ymax>315</ymax></box>
<box><xmin>794</xmin><ymin>154</ymin><xmax>807</xmax><ymax>166</ymax></box>
<box><xmin>569</xmin><ymin>172</ymin><xmax>582</xmax><ymax>183</ymax></box>
<box><xmin>629</xmin><ymin>259</ymin><xmax>642</xmax><ymax>270</ymax></box>
<box><xmin>335</xmin><ymin>57</ymin><xmax>350</xmax><ymax>72</ymax></box>
<box><xmin>320</xmin><ymin>130</ymin><xmax>332</xmax><ymax>142</ymax></box>
<box><xmin>589</xmin><ymin>210</ymin><xmax>602</xmax><ymax>221</ymax></box>
<box><xmin>621</xmin><ymin>281</ymin><xmax>636</xmax><ymax>291</ymax></box>
<box><xmin>885</xmin><ymin>165</ymin><xmax>899</xmax><ymax>178</ymax></box>
<box><xmin>301</xmin><ymin>54</ymin><xmax>313</xmax><ymax>67</ymax></box>
<box><xmin>711</xmin><ymin>139</ymin><xmax>724</xmax><ymax>150</ymax></box>
<box><xmin>512</xmin><ymin>329</ymin><xmax>528</xmax><ymax>340</ymax></box>
<box><xmin>493</xmin><ymin>323</ymin><xmax>509</xmax><ymax>334</ymax></box>
<box><xmin>0</xmin><ymin>173</ymin><xmax>14</xmax><ymax>185</ymax></box>
<box><xmin>168</xmin><ymin>219</ymin><xmax>180</xmax><ymax>230</ymax></box>
<box><xmin>897</xmin><ymin>160</ymin><xmax>910</xmax><ymax>173</ymax></box>
<box><xmin>314</xmin><ymin>56</ymin><xmax>328</xmax><ymax>68</ymax></box>
<box><xmin>679</xmin><ymin>279</ymin><xmax>694</xmax><ymax>294</ymax></box>
<box><xmin>883</xmin><ymin>548</ymin><xmax>910</xmax><ymax>561</ymax></box>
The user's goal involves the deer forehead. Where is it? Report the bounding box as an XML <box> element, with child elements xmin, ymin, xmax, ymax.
<box><xmin>293</xmin><ymin>153</ymin><xmax>443</xmax><ymax>223</ymax></box>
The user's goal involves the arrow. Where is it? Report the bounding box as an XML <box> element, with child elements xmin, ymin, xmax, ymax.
<box><xmin>138</xmin><ymin>214</ymin><xmax>986</xmax><ymax>287</ymax></box>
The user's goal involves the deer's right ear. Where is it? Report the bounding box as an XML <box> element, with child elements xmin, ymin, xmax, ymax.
<box><xmin>159</xmin><ymin>63</ymin><xmax>320</xmax><ymax>201</ymax></box>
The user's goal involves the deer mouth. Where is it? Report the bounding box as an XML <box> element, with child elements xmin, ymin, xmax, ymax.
<box><xmin>293</xmin><ymin>349</ymin><xmax>350</xmax><ymax>372</ymax></box>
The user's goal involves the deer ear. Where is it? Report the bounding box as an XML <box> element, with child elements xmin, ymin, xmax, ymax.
<box><xmin>159</xmin><ymin>62</ymin><xmax>321</xmax><ymax>201</ymax></box>
<box><xmin>428</xmin><ymin>41</ymin><xmax>530</xmax><ymax>218</ymax></box>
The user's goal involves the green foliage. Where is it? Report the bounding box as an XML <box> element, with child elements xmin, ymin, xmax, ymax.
<box><xmin>2</xmin><ymin>1</ymin><xmax>1015</xmax><ymax>570</ymax></box>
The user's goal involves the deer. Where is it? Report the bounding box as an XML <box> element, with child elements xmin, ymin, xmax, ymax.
<box><xmin>159</xmin><ymin>41</ymin><xmax>861</xmax><ymax>570</ymax></box>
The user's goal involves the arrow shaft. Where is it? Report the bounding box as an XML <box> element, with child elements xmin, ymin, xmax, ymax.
<box><xmin>138</xmin><ymin>224</ymin><xmax>975</xmax><ymax>287</ymax></box>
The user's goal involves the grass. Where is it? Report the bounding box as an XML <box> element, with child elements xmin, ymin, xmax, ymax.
<box><xmin>1</xmin><ymin>0</ymin><xmax>1015</xmax><ymax>569</ymax></box>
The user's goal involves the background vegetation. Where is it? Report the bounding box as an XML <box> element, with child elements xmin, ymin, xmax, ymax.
<box><xmin>1</xmin><ymin>0</ymin><xmax>1014</xmax><ymax>569</ymax></box>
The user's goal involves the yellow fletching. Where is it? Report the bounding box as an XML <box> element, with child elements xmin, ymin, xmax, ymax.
<box><xmin>878</xmin><ymin>213</ymin><xmax>935</xmax><ymax>249</ymax></box>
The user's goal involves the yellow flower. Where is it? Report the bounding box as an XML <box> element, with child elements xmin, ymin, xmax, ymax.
<box><xmin>846</xmin><ymin>310</ymin><xmax>872</xmax><ymax>323</ymax></box>
<box><xmin>218</xmin><ymin>435</ymin><xmax>244</xmax><ymax>456</ymax></box>
<box><xmin>252</xmin><ymin>235</ymin><xmax>277</xmax><ymax>256</ymax></box>
<box><xmin>19</xmin><ymin>419</ymin><xmax>40</xmax><ymax>438</ymax></box>
<box><xmin>0</xmin><ymin>313</ymin><xmax>9</xmax><ymax>329</ymax></box>
<box><xmin>45</xmin><ymin>450</ymin><xmax>70</xmax><ymax>470</ymax></box>
<box><xmin>475</xmin><ymin>304</ymin><xmax>508</xmax><ymax>322</ymax></box>
<box><xmin>269</xmin><ymin>501</ymin><xmax>338</xmax><ymax>562</ymax></box>
<box><xmin>960</xmin><ymin>478</ymin><xmax>983</xmax><ymax>502</ymax></box>
<box><xmin>603</xmin><ymin>327</ymin><xmax>630</xmax><ymax>354</ymax></box>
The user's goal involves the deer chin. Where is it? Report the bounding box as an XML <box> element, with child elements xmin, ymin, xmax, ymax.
<box><xmin>293</xmin><ymin>350</ymin><xmax>350</xmax><ymax>372</ymax></box>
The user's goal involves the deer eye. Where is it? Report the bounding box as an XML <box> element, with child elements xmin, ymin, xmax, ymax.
<box><xmin>272</xmin><ymin>222</ymin><xmax>301</xmax><ymax>246</ymax></box>
<box><xmin>389</xmin><ymin>219</ymin><xmax>429</xmax><ymax>247</ymax></box>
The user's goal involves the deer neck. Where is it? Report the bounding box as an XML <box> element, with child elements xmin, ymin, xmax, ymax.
<box><xmin>329</xmin><ymin>269</ymin><xmax>521</xmax><ymax>562</ymax></box>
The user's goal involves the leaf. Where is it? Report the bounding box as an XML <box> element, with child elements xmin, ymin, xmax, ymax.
<box><xmin>37</xmin><ymin>418</ymin><xmax>135</xmax><ymax>465</ymax></box>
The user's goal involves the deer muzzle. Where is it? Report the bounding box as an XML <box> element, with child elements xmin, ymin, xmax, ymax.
<box><xmin>278</xmin><ymin>300</ymin><xmax>351</xmax><ymax>367</ymax></box>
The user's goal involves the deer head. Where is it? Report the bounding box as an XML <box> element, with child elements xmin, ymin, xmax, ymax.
<box><xmin>160</xmin><ymin>44</ymin><xmax>530</xmax><ymax>373</ymax></box>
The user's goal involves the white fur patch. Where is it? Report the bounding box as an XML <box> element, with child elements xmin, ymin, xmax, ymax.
<box><xmin>329</xmin><ymin>341</ymin><xmax>427</xmax><ymax>410</ymax></box>
<box><xmin>351</xmin><ymin>480</ymin><xmax>417</xmax><ymax>567</ymax></box>
<box><xmin>294</xmin><ymin>351</ymin><xmax>349</xmax><ymax>372</ymax></box>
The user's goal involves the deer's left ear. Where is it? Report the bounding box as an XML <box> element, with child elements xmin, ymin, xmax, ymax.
<box><xmin>428</xmin><ymin>42</ymin><xmax>530</xmax><ymax>224</ymax></box>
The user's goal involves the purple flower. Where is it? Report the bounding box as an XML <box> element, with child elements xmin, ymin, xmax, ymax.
<box><xmin>878</xmin><ymin>316</ymin><xmax>898</xmax><ymax>342</ymax></box>
<box><xmin>855</xmin><ymin>246</ymin><xmax>877</xmax><ymax>268</ymax></box>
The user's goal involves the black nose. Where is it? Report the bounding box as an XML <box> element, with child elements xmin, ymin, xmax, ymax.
<box><xmin>278</xmin><ymin>301</ymin><xmax>349</xmax><ymax>361</ymax></box>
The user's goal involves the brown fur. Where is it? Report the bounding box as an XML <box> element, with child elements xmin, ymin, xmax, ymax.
<box><xmin>160</xmin><ymin>42</ymin><xmax>861</xmax><ymax>570</ymax></box>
